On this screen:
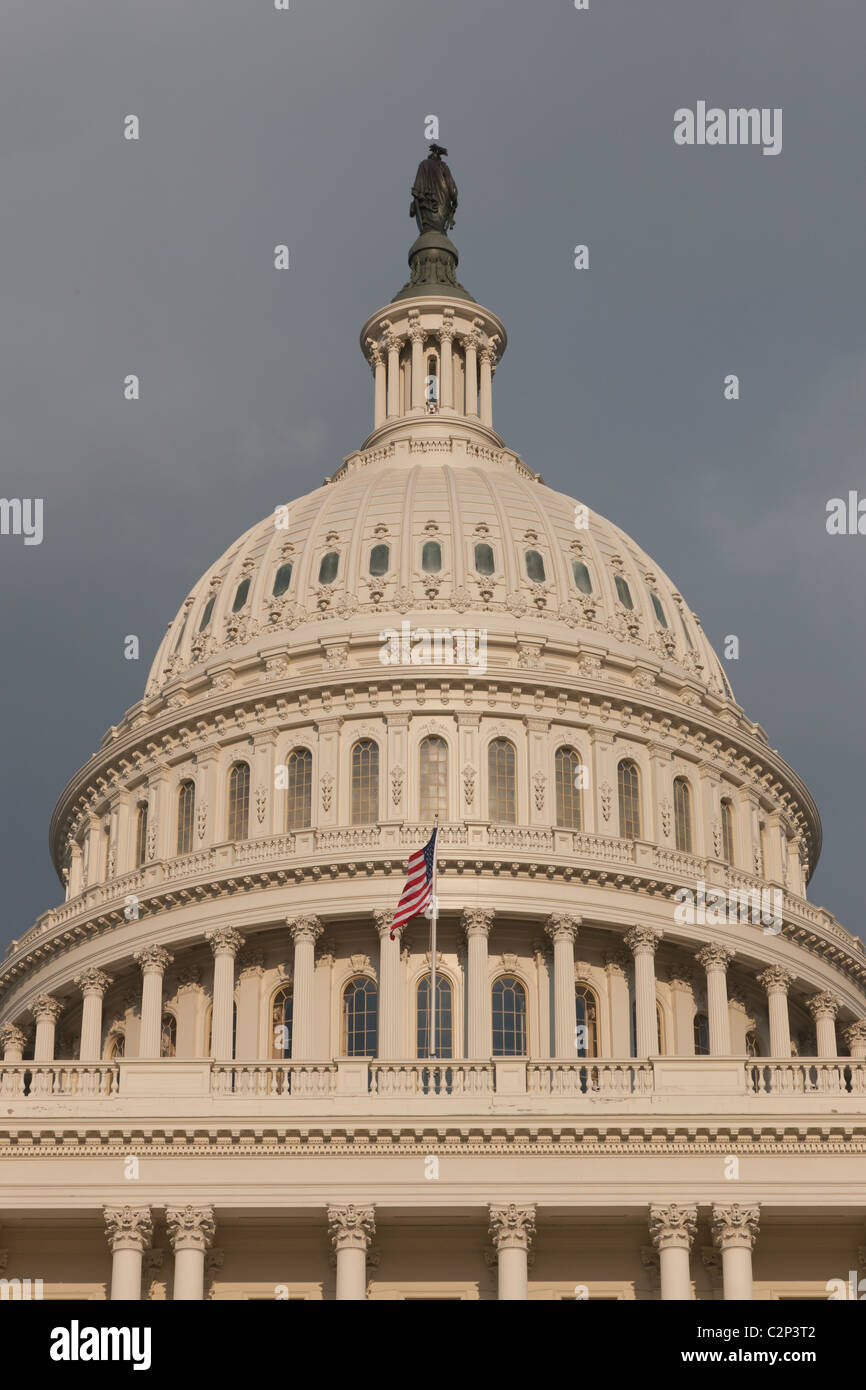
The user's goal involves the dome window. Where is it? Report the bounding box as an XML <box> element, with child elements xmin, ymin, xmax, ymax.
<box><xmin>421</xmin><ymin>540</ymin><xmax>442</xmax><ymax>573</ymax></box>
<box><xmin>650</xmin><ymin>591</ymin><xmax>668</xmax><ymax>627</ymax></box>
<box><xmin>678</xmin><ymin>611</ymin><xmax>694</xmax><ymax>650</ymax></box>
<box><xmin>172</xmin><ymin>615</ymin><xmax>188</xmax><ymax>652</ymax></box>
<box><xmin>525</xmin><ymin>550</ymin><xmax>546</xmax><ymax>583</ymax></box>
<box><xmin>474</xmin><ymin>542</ymin><xmax>495</xmax><ymax>576</ymax></box>
<box><xmin>318</xmin><ymin>551</ymin><xmax>339</xmax><ymax>585</ymax></box>
<box><xmin>272</xmin><ymin>562</ymin><xmax>293</xmax><ymax>598</ymax></box>
<box><xmin>615</xmin><ymin>574</ymin><xmax>634</xmax><ymax>610</ymax></box>
<box><xmin>572</xmin><ymin>560</ymin><xmax>592</xmax><ymax>594</ymax></box>
<box><xmin>198</xmin><ymin>595</ymin><xmax>216</xmax><ymax>632</ymax></box>
<box><xmin>231</xmin><ymin>577</ymin><xmax>251</xmax><ymax>612</ymax></box>
<box><xmin>369</xmin><ymin>543</ymin><xmax>390</xmax><ymax>577</ymax></box>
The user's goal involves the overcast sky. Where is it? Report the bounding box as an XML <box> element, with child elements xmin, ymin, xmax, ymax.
<box><xmin>1</xmin><ymin>0</ymin><xmax>864</xmax><ymax>949</ymax></box>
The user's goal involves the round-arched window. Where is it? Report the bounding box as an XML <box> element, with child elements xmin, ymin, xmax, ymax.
<box><xmin>525</xmin><ymin>550</ymin><xmax>546</xmax><ymax>583</ymax></box>
<box><xmin>474</xmin><ymin>542</ymin><xmax>495</xmax><ymax>576</ymax></box>
<box><xmin>318</xmin><ymin>551</ymin><xmax>339</xmax><ymax>585</ymax></box>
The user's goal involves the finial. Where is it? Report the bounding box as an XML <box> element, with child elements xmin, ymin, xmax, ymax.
<box><xmin>393</xmin><ymin>145</ymin><xmax>473</xmax><ymax>303</ymax></box>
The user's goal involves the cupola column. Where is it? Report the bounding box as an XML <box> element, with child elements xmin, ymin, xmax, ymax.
<box><xmin>206</xmin><ymin>926</ymin><xmax>244</xmax><ymax>1062</ymax></box>
<box><xmin>696</xmin><ymin>945</ymin><xmax>734</xmax><ymax>1056</ymax></box>
<box><xmin>385</xmin><ymin>331</ymin><xmax>402</xmax><ymax>418</ymax></box>
<box><xmin>374</xmin><ymin>910</ymin><xmax>402</xmax><ymax>1059</ymax></box>
<box><xmin>489</xmin><ymin>1205</ymin><xmax>535</xmax><ymax>1300</ymax></box>
<box><xmin>31</xmin><ymin>995</ymin><xmax>63</xmax><ymax>1062</ymax></box>
<box><xmin>756</xmin><ymin>966</ymin><xmax>793</xmax><ymax>1057</ymax></box>
<box><xmin>479</xmin><ymin>345</ymin><xmax>494</xmax><ymax>427</ymax></box>
<box><xmin>74</xmin><ymin>968</ymin><xmax>113</xmax><ymax>1062</ymax></box>
<box><xmin>134</xmin><ymin>946</ymin><xmax>173</xmax><ymax>1058</ymax></box>
<box><xmin>649</xmin><ymin>1203</ymin><xmax>698</xmax><ymax>1301</ymax></box>
<box><xmin>463</xmin><ymin>331</ymin><xmax>479</xmax><ymax>416</ymax></box>
<box><xmin>439</xmin><ymin>313</ymin><xmax>454</xmax><ymax>409</ymax></box>
<box><xmin>625</xmin><ymin>926</ymin><xmax>662</xmax><ymax>1057</ymax></box>
<box><xmin>806</xmin><ymin>991</ymin><xmax>840</xmax><ymax>1057</ymax></box>
<box><xmin>545</xmin><ymin>913</ymin><xmax>580</xmax><ymax>1058</ymax></box>
<box><xmin>367</xmin><ymin>340</ymin><xmax>386</xmax><ymax>429</ymax></box>
<box><xmin>288</xmin><ymin>915</ymin><xmax>323</xmax><ymax>1060</ymax></box>
<box><xmin>462</xmin><ymin>908</ymin><xmax>494</xmax><ymax>1059</ymax></box>
<box><xmin>408</xmin><ymin>311</ymin><xmax>425</xmax><ymax>410</ymax></box>
<box><xmin>712</xmin><ymin>1204</ymin><xmax>760</xmax><ymax>1300</ymax></box>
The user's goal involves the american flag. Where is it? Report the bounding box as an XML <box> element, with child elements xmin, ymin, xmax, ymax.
<box><xmin>391</xmin><ymin>827</ymin><xmax>438</xmax><ymax>937</ymax></box>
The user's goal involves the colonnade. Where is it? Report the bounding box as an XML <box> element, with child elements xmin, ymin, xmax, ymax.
<box><xmin>366</xmin><ymin>310</ymin><xmax>500</xmax><ymax>431</ymax></box>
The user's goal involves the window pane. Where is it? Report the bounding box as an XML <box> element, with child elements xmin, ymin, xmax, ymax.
<box><xmin>176</xmin><ymin>780</ymin><xmax>195</xmax><ymax>855</ymax></box>
<box><xmin>318</xmin><ymin>551</ymin><xmax>339</xmax><ymax>585</ymax></box>
<box><xmin>417</xmin><ymin>976</ymin><xmax>453</xmax><ymax>1058</ymax></box>
<box><xmin>492</xmin><ymin>976</ymin><xmax>527</xmax><ymax>1056</ymax></box>
<box><xmin>369</xmin><ymin>544</ymin><xmax>389</xmax><ymax>576</ymax></box>
<box><xmin>474</xmin><ymin>542</ymin><xmax>494</xmax><ymax>576</ymax></box>
<box><xmin>271</xmin><ymin>986</ymin><xmax>293</xmax><ymax>1059</ymax></box>
<box><xmin>488</xmin><ymin>739</ymin><xmax>516</xmax><ymax>824</ymax></box>
<box><xmin>617</xmin><ymin>760</ymin><xmax>641</xmax><ymax>839</ymax></box>
<box><xmin>160</xmin><ymin>1013</ymin><xmax>177</xmax><ymax>1058</ymax></box>
<box><xmin>421</xmin><ymin>540</ymin><xmax>442</xmax><ymax>573</ymax></box>
<box><xmin>135</xmin><ymin>803</ymin><xmax>148</xmax><ymax>867</ymax></box>
<box><xmin>572</xmin><ymin>560</ymin><xmax>592</xmax><ymax>594</ymax></box>
<box><xmin>694</xmin><ymin>1012</ymin><xmax>710</xmax><ymax>1056</ymax></box>
<box><xmin>172</xmin><ymin>616</ymin><xmax>188</xmax><ymax>652</ymax></box>
<box><xmin>420</xmin><ymin>737</ymin><xmax>447</xmax><ymax>821</ymax></box>
<box><xmin>198</xmin><ymin>595</ymin><xmax>216</xmax><ymax>631</ymax></box>
<box><xmin>555</xmin><ymin>747</ymin><xmax>583</xmax><ymax>829</ymax></box>
<box><xmin>343</xmin><ymin>978</ymin><xmax>378</xmax><ymax>1056</ymax></box>
<box><xmin>351</xmin><ymin>740</ymin><xmax>379</xmax><ymax>824</ymax></box>
<box><xmin>285</xmin><ymin>749</ymin><xmax>312</xmax><ymax>830</ymax></box>
<box><xmin>650</xmin><ymin>591</ymin><xmax>668</xmax><ymax>627</ymax></box>
<box><xmin>615</xmin><ymin>574</ymin><xmax>633</xmax><ymax>609</ymax></box>
<box><xmin>674</xmin><ymin>777</ymin><xmax>692</xmax><ymax>853</ymax></box>
<box><xmin>575</xmin><ymin>986</ymin><xmax>598</xmax><ymax>1057</ymax></box>
<box><xmin>227</xmin><ymin>763</ymin><xmax>250</xmax><ymax>840</ymax></box>
<box><xmin>678</xmin><ymin>611</ymin><xmax>694</xmax><ymax>650</ymax></box>
<box><xmin>721</xmin><ymin>800</ymin><xmax>735</xmax><ymax>864</ymax></box>
<box><xmin>232</xmin><ymin>577</ymin><xmax>250</xmax><ymax>612</ymax></box>
<box><xmin>272</xmin><ymin>562</ymin><xmax>293</xmax><ymax>597</ymax></box>
<box><xmin>525</xmin><ymin>550</ymin><xmax>545</xmax><ymax>583</ymax></box>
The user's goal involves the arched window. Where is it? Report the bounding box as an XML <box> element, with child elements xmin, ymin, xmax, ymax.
<box><xmin>172</xmin><ymin>615</ymin><xmax>188</xmax><ymax>652</ymax></box>
<box><xmin>271</xmin><ymin>985</ymin><xmax>293</xmax><ymax>1059</ymax></box>
<box><xmin>721</xmin><ymin>799</ymin><xmax>735</xmax><ymax>864</ymax></box>
<box><xmin>351</xmin><ymin>739</ymin><xmax>379</xmax><ymax>825</ymax></box>
<box><xmin>227</xmin><ymin>762</ymin><xmax>250</xmax><ymax>841</ymax></box>
<box><xmin>656</xmin><ymin>1003</ymin><xmax>665</xmax><ymax>1056</ymax></box>
<box><xmin>694</xmin><ymin>1011</ymin><xmax>710</xmax><ymax>1056</ymax></box>
<box><xmin>758</xmin><ymin>822</ymin><xmax>768</xmax><ymax>877</ymax></box>
<box><xmin>285</xmin><ymin>748</ymin><xmax>312</xmax><ymax>830</ymax></box>
<box><xmin>425</xmin><ymin>354</ymin><xmax>438</xmax><ymax>407</ymax></box>
<box><xmin>575</xmin><ymin>984</ymin><xmax>598</xmax><ymax>1058</ymax></box>
<box><xmin>421</xmin><ymin>540</ymin><xmax>442</xmax><ymax>573</ymax></box>
<box><xmin>134</xmin><ymin>802</ymin><xmax>149</xmax><ymax>868</ymax></box>
<box><xmin>107</xmin><ymin>1033</ymin><xmax>125</xmax><ymax>1061</ymax></box>
<box><xmin>103</xmin><ymin>823</ymin><xmax>112</xmax><ymax>879</ymax></box>
<box><xmin>650</xmin><ymin>591</ymin><xmax>668</xmax><ymax>628</ymax></box>
<box><xmin>318</xmin><ymin>551</ymin><xmax>339</xmax><ymax>585</ymax></box>
<box><xmin>615</xmin><ymin>574</ymin><xmax>634</xmax><ymax>609</ymax></box>
<box><xmin>673</xmin><ymin>777</ymin><xmax>693</xmax><ymax>853</ymax></box>
<box><xmin>272</xmin><ymin>562</ymin><xmax>293</xmax><ymax>597</ymax></box>
<box><xmin>232</xmin><ymin>576</ymin><xmax>251</xmax><ymax>612</ymax></box>
<box><xmin>204</xmin><ymin>1003</ymin><xmax>237</xmax><ymax>1058</ymax></box>
<box><xmin>617</xmin><ymin>760</ymin><xmax>641</xmax><ymax>839</ymax></box>
<box><xmin>176</xmin><ymin>780</ymin><xmax>195</xmax><ymax>855</ymax></box>
<box><xmin>745</xmin><ymin>1029</ymin><xmax>761</xmax><ymax>1057</ymax></box>
<box><xmin>678</xmin><ymin>610</ymin><xmax>694</xmax><ymax>650</ymax></box>
<box><xmin>198</xmin><ymin>594</ymin><xmax>216</xmax><ymax>631</ymax></box>
<box><xmin>474</xmin><ymin>542</ymin><xmax>495</xmax><ymax>576</ymax></box>
<box><xmin>488</xmin><ymin>739</ymin><xmax>516</xmax><ymax>824</ymax></box>
<box><xmin>492</xmin><ymin>976</ymin><xmax>527</xmax><ymax>1056</ymax></box>
<box><xmin>369</xmin><ymin>544</ymin><xmax>390</xmax><ymax>576</ymax></box>
<box><xmin>630</xmin><ymin>1000</ymin><xmax>664</xmax><ymax>1056</ymax></box>
<box><xmin>417</xmin><ymin>975</ymin><xmax>453</xmax><ymax>1058</ymax></box>
<box><xmin>342</xmin><ymin>977</ymin><xmax>378</xmax><ymax>1056</ymax></box>
<box><xmin>572</xmin><ymin>560</ymin><xmax>593</xmax><ymax>594</ymax></box>
<box><xmin>419</xmin><ymin>736</ymin><xmax>448</xmax><ymax>821</ymax></box>
<box><xmin>160</xmin><ymin>1013</ymin><xmax>177</xmax><ymax>1058</ymax></box>
<box><xmin>555</xmin><ymin>746</ymin><xmax>583</xmax><ymax>829</ymax></box>
<box><xmin>525</xmin><ymin>550</ymin><xmax>546</xmax><ymax>583</ymax></box>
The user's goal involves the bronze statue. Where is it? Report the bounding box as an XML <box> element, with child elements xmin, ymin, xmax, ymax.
<box><xmin>410</xmin><ymin>144</ymin><xmax>458</xmax><ymax>235</ymax></box>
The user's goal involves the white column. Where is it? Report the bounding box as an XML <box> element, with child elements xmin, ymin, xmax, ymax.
<box><xmin>31</xmin><ymin>995</ymin><xmax>63</xmax><ymax>1062</ymax></box>
<box><xmin>328</xmin><ymin>1205</ymin><xmax>375</xmax><ymax>1301</ymax></box>
<box><xmin>375</xmin><ymin>909</ymin><xmax>402</xmax><ymax>1060</ymax></box>
<box><xmin>289</xmin><ymin>914</ymin><xmax>323</xmax><ymax>1060</ymax></box>
<box><xmin>489</xmin><ymin>1204</ymin><xmax>535</xmax><ymax>1300</ymax></box>
<box><xmin>104</xmin><ymin>1206</ymin><xmax>152</xmax><ymax>1301</ymax></box>
<box><xmin>712</xmin><ymin>1203</ymin><xmax>760</xmax><ymax>1300</ymax></box>
<box><xmin>756</xmin><ymin>966</ymin><xmax>793</xmax><ymax>1057</ymax></box>
<box><xmin>409</xmin><ymin>313</ymin><xmax>425</xmax><ymax>410</ymax></box>
<box><xmin>75</xmin><ymin>968</ymin><xmax>113</xmax><ymax>1062</ymax></box>
<box><xmin>843</xmin><ymin>1019</ymin><xmax>866</xmax><ymax>1059</ymax></box>
<box><xmin>696</xmin><ymin>945</ymin><xmax>734</xmax><ymax>1056</ymax></box>
<box><xmin>463</xmin><ymin>332</ymin><xmax>479</xmax><ymax>415</ymax></box>
<box><xmin>367</xmin><ymin>340</ymin><xmax>386</xmax><ymax>429</ymax></box>
<box><xmin>0</xmin><ymin>1024</ymin><xmax>27</xmax><ymax>1062</ymax></box>
<box><xmin>134</xmin><ymin>946</ymin><xmax>173</xmax><ymax>1058</ymax></box>
<box><xmin>807</xmin><ymin>991</ymin><xmax>840</xmax><ymax>1057</ymax></box>
<box><xmin>603</xmin><ymin>951</ymin><xmax>631</xmax><ymax>1057</ymax></box>
<box><xmin>235</xmin><ymin>951</ymin><xmax>265</xmax><ymax>1059</ymax></box>
<box><xmin>206</xmin><ymin>926</ymin><xmax>244</xmax><ymax>1061</ymax></box>
<box><xmin>385</xmin><ymin>332</ymin><xmax>402</xmax><ymax>418</ymax></box>
<box><xmin>167</xmin><ymin>1205</ymin><xmax>215</xmax><ymax>1301</ymax></box>
<box><xmin>462</xmin><ymin>908</ymin><xmax>494</xmax><ymax>1059</ymax></box>
<box><xmin>545</xmin><ymin>913</ymin><xmax>580</xmax><ymax>1058</ymax></box>
<box><xmin>479</xmin><ymin>345</ymin><xmax>494</xmax><ymax>427</ymax></box>
<box><xmin>68</xmin><ymin>842</ymin><xmax>84</xmax><ymax>897</ymax></box>
<box><xmin>439</xmin><ymin>316</ymin><xmax>454</xmax><ymax>409</ymax></box>
<box><xmin>624</xmin><ymin>926</ymin><xmax>662</xmax><ymax>1057</ymax></box>
<box><xmin>649</xmin><ymin>1203</ymin><xmax>697</xmax><ymax>1301</ymax></box>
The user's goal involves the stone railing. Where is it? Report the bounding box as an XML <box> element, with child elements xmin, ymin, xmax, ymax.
<box><xmin>571</xmin><ymin>832</ymin><xmax>636</xmax><ymax>864</ymax></box>
<box><xmin>527</xmin><ymin>1061</ymin><xmax>653</xmax><ymax>1096</ymax></box>
<box><xmin>747</xmin><ymin>1060</ymin><xmax>866</xmax><ymax>1096</ymax></box>
<box><xmin>211</xmin><ymin>1061</ymin><xmax>336</xmax><ymax>1096</ymax></box>
<box><xmin>369</xmin><ymin>1060</ymin><xmax>494</xmax><ymax>1096</ymax></box>
<box><xmin>0</xmin><ymin>1062</ymin><xmax>118</xmax><ymax>1097</ymax></box>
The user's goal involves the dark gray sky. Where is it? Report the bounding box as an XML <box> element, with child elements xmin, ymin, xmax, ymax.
<box><xmin>1</xmin><ymin>0</ymin><xmax>864</xmax><ymax>948</ymax></box>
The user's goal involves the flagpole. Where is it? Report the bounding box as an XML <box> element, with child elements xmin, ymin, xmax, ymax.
<box><xmin>430</xmin><ymin>814</ymin><xmax>439</xmax><ymax>1060</ymax></box>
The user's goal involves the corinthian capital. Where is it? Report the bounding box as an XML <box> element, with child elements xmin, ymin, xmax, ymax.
<box><xmin>31</xmin><ymin>994</ymin><xmax>63</xmax><ymax>1025</ymax></box>
<box><xmin>624</xmin><ymin>925</ymin><xmax>662</xmax><ymax>958</ymax></box>
<box><xmin>288</xmin><ymin>914</ymin><xmax>323</xmax><ymax>947</ymax></box>
<box><xmin>104</xmin><ymin>1206</ymin><xmax>153</xmax><ymax>1253</ymax></box>
<box><xmin>711</xmin><ymin>1203</ymin><xmax>760</xmax><ymax>1252</ymax></box>
<box><xmin>756</xmin><ymin>965</ymin><xmax>793</xmax><ymax>996</ymax></box>
<box><xmin>649</xmin><ymin>1203</ymin><xmax>698</xmax><ymax>1252</ymax></box>
<box><xmin>462</xmin><ymin>907</ymin><xmax>495</xmax><ymax>940</ymax></box>
<box><xmin>488</xmin><ymin>1204</ymin><xmax>536</xmax><ymax>1253</ymax></box>
<box><xmin>843</xmin><ymin>1019</ymin><xmax>866</xmax><ymax>1055</ymax></box>
<box><xmin>806</xmin><ymin>991</ymin><xmax>840</xmax><ymax>1021</ymax></box>
<box><xmin>166</xmin><ymin>1205</ymin><xmax>215</xmax><ymax>1253</ymax></box>
<box><xmin>696</xmin><ymin>944</ymin><xmax>734</xmax><ymax>974</ymax></box>
<box><xmin>327</xmin><ymin>1204</ymin><xmax>376</xmax><ymax>1252</ymax></box>
<box><xmin>545</xmin><ymin>912</ymin><xmax>581</xmax><ymax>945</ymax></box>
<box><xmin>0</xmin><ymin>1023</ymin><xmax>27</xmax><ymax>1053</ymax></box>
<box><xmin>134</xmin><ymin>945</ymin><xmax>173</xmax><ymax>976</ymax></box>
<box><xmin>74</xmin><ymin>967</ymin><xmax>113</xmax><ymax>998</ymax></box>
<box><xmin>373</xmin><ymin>909</ymin><xmax>396</xmax><ymax>941</ymax></box>
<box><xmin>206</xmin><ymin>926</ymin><xmax>245</xmax><ymax>958</ymax></box>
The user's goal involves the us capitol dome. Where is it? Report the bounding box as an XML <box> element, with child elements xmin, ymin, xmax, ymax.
<box><xmin>2</xmin><ymin>146</ymin><xmax>865</xmax><ymax>1303</ymax></box>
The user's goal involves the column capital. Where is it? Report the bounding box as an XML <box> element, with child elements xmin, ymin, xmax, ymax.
<box><xmin>365</xmin><ymin>337</ymin><xmax>385</xmax><ymax>367</ymax></box>
<box><xmin>206</xmin><ymin>926</ymin><xmax>245</xmax><ymax>958</ymax></box>
<box><xmin>756</xmin><ymin>965</ymin><xmax>793</xmax><ymax>995</ymax></box>
<box><xmin>373</xmin><ymin>909</ymin><xmax>397</xmax><ymax>941</ymax></box>
<box><xmin>545</xmin><ymin>912</ymin><xmax>581</xmax><ymax>945</ymax></box>
<box><xmin>843</xmin><ymin>1019</ymin><xmax>866</xmax><ymax>1052</ymax></box>
<box><xmin>696</xmin><ymin>944</ymin><xmax>734</xmax><ymax>974</ymax></box>
<box><xmin>0</xmin><ymin>1023</ymin><xmax>27</xmax><ymax>1051</ymax></box>
<box><xmin>134</xmin><ymin>945</ymin><xmax>173</xmax><ymax>975</ymax></box>
<box><xmin>327</xmin><ymin>1204</ymin><xmax>376</xmax><ymax>1252</ymax></box>
<box><xmin>30</xmin><ymin>994</ymin><xmax>63</xmax><ymax>1025</ymax></box>
<box><xmin>624</xmin><ymin>925</ymin><xmax>662</xmax><ymax>958</ymax></box>
<box><xmin>711</xmin><ymin>1203</ymin><xmax>760</xmax><ymax>1252</ymax></box>
<box><xmin>288</xmin><ymin>914</ymin><xmax>324</xmax><ymax>947</ymax></box>
<box><xmin>166</xmin><ymin>1204</ymin><xmax>216</xmax><ymax>1253</ymax></box>
<box><xmin>649</xmin><ymin>1202</ymin><xmax>698</xmax><ymax>1252</ymax></box>
<box><xmin>462</xmin><ymin>907</ymin><xmax>495</xmax><ymax>939</ymax></box>
<box><xmin>488</xmin><ymin>1204</ymin><xmax>536</xmax><ymax>1253</ymax></box>
<box><xmin>104</xmin><ymin>1206</ymin><xmax>153</xmax><ymax>1254</ymax></box>
<box><xmin>74</xmin><ymin>967</ymin><xmax>113</xmax><ymax>998</ymax></box>
<box><xmin>806</xmin><ymin>990</ymin><xmax>840</xmax><ymax>1021</ymax></box>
